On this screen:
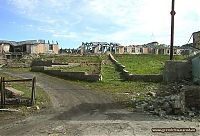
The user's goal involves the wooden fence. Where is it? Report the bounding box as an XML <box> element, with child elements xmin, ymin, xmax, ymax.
<box><xmin>0</xmin><ymin>77</ymin><xmax>36</xmax><ymax>108</ymax></box>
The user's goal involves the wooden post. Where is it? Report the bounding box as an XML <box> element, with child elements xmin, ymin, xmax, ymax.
<box><xmin>2</xmin><ymin>77</ymin><xmax>5</xmax><ymax>107</ymax></box>
<box><xmin>0</xmin><ymin>77</ymin><xmax>5</xmax><ymax>108</ymax></box>
<box><xmin>31</xmin><ymin>77</ymin><xmax>36</xmax><ymax>106</ymax></box>
<box><xmin>0</xmin><ymin>77</ymin><xmax>3</xmax><ymax>108</ymax></box>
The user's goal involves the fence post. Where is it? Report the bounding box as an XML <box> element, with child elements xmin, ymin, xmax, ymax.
<box><xmin>0</xmin><ymin>77</ymin><xmax>5</xmax><ymax>108</ymax></box>
<box><xmin>31</xmin><ymin>77</ymin><xmax>36</xmax><ymax>106</ymax></box>
<box><xmin>0</xmin><ymin>77</ymin><xmax>3</xmax><ymax>108</ymax></box>
<box><xmin>2</xmin><ymin>77</ymin><xmax>5</xmax><ymax>107</ymax></box>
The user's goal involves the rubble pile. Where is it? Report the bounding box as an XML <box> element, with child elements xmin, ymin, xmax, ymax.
<box><xmin>131</xmin><ymin>80</ymin><xmax>200</xmax><ymax>120</ymax></box>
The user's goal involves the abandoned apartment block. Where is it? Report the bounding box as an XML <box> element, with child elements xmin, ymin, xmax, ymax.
<box><xmin>0</xmin><ymin>40</ymin><xmax>59</xmax><ymax>59</ymax></box>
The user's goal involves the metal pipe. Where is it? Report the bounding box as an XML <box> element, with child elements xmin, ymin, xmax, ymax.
<box><xmin>170</xmin><ymin>0</ymin><xmax>176</xmax><ymax>60</ymax></box>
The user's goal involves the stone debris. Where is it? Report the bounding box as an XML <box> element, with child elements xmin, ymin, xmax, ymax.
<box><xmin>131</xmin><ymin>80</ymin><xmax>200</xmax><ymax>120</ymax></box>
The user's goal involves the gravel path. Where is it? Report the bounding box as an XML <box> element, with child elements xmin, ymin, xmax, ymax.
<box><xmin>0</xmin><ymin>71</ymin><xmax>199</xmax><ymax>136</ymax></box>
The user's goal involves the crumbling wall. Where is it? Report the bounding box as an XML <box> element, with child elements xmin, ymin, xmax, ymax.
<box><xmin>163</xmin><ymin>60</ymin><xmax>192</xmax><ymax>83</ymax></box>
<box><xmin>192</xmin><ymin>55</ymin><xmax>200</xmax><ymax>85</ymax></box>
<box><xmin>109</xmin><ymin>54</ymin><xmax>162</xmax><ymax>82</ymax></box>
<box><xmin>31</xmin><ymin>60</ymin><xmax>68</xmax><ymax>67</ymax></box>
<box><xmin>31</xmin><ymin>66</ymin><xmax>102</xmax><ymax>82</ymax></box>
<box><xmin>183</xmin><ymin>86</ymin><xmax>200</xmax><ymax>110</ymax></box>
<box><xmin>31</xmin><ymin>60</ymin><xmax>53</xmax><ymax>67</ymax></box>
<box><xmin>193</xmin><ymin>31</ymin><xmax>200</xmax><ymax>49</ymax></box>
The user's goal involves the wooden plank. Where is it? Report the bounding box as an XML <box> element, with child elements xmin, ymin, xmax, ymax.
<box><xmin>0</xmin><ymin>77</ymin><xmax>3</xmax><ymax>108</ymax></box>
<box><xmin>4</xmin><ymin>79</ymin><xmax>32</xmax><ymax>82</ymax></box>
<box><xmin>5</xmin><ymin>87</ymin><xmax>24</xmax><ymax>96</ymax></box>
<box><xmin>0</xmin><ymin>108</ymin><xmax>19</xmax><ymax>112</ymax></box>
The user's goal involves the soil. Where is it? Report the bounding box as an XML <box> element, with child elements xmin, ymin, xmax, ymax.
<box><xmin>0</xmin><ymin>71</ymin><xmax>199</xmax><ymax>136</ymax></box>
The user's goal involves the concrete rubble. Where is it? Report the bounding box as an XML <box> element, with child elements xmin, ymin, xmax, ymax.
<box><xmin>131</xmin><ymin>80</ymin><xmax>200</xmax><ymax>120</ymax></box>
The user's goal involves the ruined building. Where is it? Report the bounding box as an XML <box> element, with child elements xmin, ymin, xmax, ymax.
<box><xmin>193</xmin><ymin>31</ymin><xmax>200</xmax><ymax>49</ymax></box>
<box><xmin>80</xmin><ymin>42</ymin><xmax>122</xmax><ymax>54</ymax></box>
<box><xmin>0</xmin><ymin>40</ymin><xmax>59</xmax><ymax>59</ymax></box>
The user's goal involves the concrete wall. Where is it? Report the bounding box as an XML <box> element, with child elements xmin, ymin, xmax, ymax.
<box><xmin>143</xmin><ymin>48</ymin><xmax>148</xmax><ymax>54</ymax></box>
<box><xmin>28</xmin><ymin>43</ymin><xmax>59</xmax><ymax>54</ymax></box>
<box><xmin>53</xmin><ymin>44</ymin><xmax>59</xmax><ymax>54</ymax></box>
<box><xmin>31</xmin><ymin>60</ymin><xmax>69</xmax><ymax>67</ymax></box>
<box><xmin>3</xmin><ymin>44</ymin><xmax>10</xmax><ymax>53</ymax></box>
<box><xmin>0</xmin><ymin>44</ymin><xmax>10</xmax><ymax>54</ymax></box>
<box><xmin>163</xmin><ymin>60</ymin><xmax>192</xmax><ymax>83</ymax></box>
<box><xmin>193</xmin><ymin>31</ymin><xmax>200</xmax><ymax>49</ymax></box>
<box><xmin>109</xmin><ymin>54</ymin><xmax>162</xmax><ymax>82</ymax></box>
<box><xmin>182</xmin><ymin>86</ymin><xmax>200</xmax><ymax>110</ymax></box>
<box><xmin>31</xmin><ymin>60</ymin><xmax>53</xmax><ymax>67</ymax></box>
<box><xmin>118</xmin><ymin>46</ymin><xmax>124</xmax><ymax>54</ymax></box>
<box><xmin>31</xmin><ymin>66</ymin><xmax>102</xmax><ymax>82</ymax></box>
<box><xmin>192</xmin><ymin>55</ymin><xmax>200</xmax><ymax>85</ymax></box>
<box><xmin>36</xmin><ymin>43</ymin><xmax>48</xmax><ymax>54</ymax></box>
<box><xmin>26</xmin><ymin>45</ymin><xmax>32</xmax><ymax>54</ymax></box>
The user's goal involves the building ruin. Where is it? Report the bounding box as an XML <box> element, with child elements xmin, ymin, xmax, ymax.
<box><xmin>0</xmin><ymin>40</ymin><xmax>59</xmax><ymax>59</ymax></box>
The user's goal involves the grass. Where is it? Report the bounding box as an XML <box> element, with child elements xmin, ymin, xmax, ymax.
<box><xmin>38</xmin><ymin>54</ymin><xmax>102</xmax><ymax>63</ymax></box>
<box><xmin>114</xmin><ymin>54</ymin><xmax>186</xmax><ymax>74</ymax></box>
<box><xmin>0</xmin><ymin>72</ymin><xmax>50</xmax><ymax>111</ymax></box>
<box><xmin>48</xmin><ymin>64</ymin><xmax>101</xmax><ymax>74</ymax></box>
<box><xmin>74</xmin><ymin>55</ymin><xmax>161</xmax><ymax>106</ymax></box>
<box><xmin>39</xmin><ymin>54</ymin><xmax>102</xmax><ymax>74</ymax></box>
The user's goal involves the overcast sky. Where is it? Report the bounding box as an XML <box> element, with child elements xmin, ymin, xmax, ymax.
<box><xmin>0</xmin><ymin>0</ymin><xmax>199</xmax><ymax>48</ymax></box>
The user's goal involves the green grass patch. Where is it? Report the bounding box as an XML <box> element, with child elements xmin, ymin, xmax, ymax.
<box><xmin>38</xmin><ymin>54</ymin><xmax>102</xmax><ymax>63</ymax></box>
<box><xmin>73</xmin><ymin>55</ymin><xmax>161</xmax><ymax>106</ymax></box>
<box><xmin>0</xmin><ymin>72</ymin><xmax>50</xmax><ymax>110</ymax></box>
<box><xmin>114</xmin><ymin>54</ymin><xmax>186</xmax><ymax>74</ymax></box>
<box><xmin>48</xmin><ymin>64</ymin><xmax>100</xmax><ymax>74</ymax></box>
<box><xmin>38</xmin><ymin>54</ymin><xmax>102</xmax><ymax>74</ymax></box>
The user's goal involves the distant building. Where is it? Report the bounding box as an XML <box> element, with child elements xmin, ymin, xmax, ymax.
<box><xmin>78</xmin><ymin>41</ymin><xmax>193</xmax><ymax>56</ymax></box>
<box><xmin>0</xmin><ymin>40</ymin><xmax>59</xmax><ymax>59</ymax></box>
<box><xmin>80</xmin><ymin>42</ymin><xmax>121</xmax><ymax>54</ymax></box>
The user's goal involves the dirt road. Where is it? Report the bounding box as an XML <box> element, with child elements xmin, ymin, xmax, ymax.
<box><xmin>0</xmin><ymin>71</ymin><xmax>199</xmax><ymax>136</ymax></box>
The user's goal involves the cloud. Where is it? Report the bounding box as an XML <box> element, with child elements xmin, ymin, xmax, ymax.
<box><xmin>53</xmin><ymin>32</ymin><xmax>78</xmax><ymax>39</ymax></box>
<box><xmin>6</xmin><ymin>0</ymin><xmax>200</xmax><ymax>47</ymax></box>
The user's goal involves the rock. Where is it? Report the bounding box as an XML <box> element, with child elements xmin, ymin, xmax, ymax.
<box><xmin>136</xmin><ymin>102</ymin><xmax>148</xmax><ymax>112</ymax></box>
<box><xmin>33</xmin><ymin>105</ymin><xmax>40</xmax><ymax>110</ymax></box>
<box><xmin>188</xmin><ymin>111</ymin><xmax>195</xmax><ymax>117</ymax></box>
<box><xmin>171</xmin><ymin>94</ymin><xmax>185</xmax><ymax>115</ymax></box>
<box><xmin>146</xmin><ymin>91</ymin><xmax>156</xmax><ymax>97</ymax></box>
<box><xmin>145</xmin><ymin>105</ymin><xmax>154</xmax><ymax>111</ymax></box>
<box><xmin>159</xmin><ymin>110</ymin><xmax>166</xmax><ymax>117</ymax></box>
<box><xmin>162</xmin><ymin>102</ymin><xmax>172</xmax><ymax>114</ymax></box>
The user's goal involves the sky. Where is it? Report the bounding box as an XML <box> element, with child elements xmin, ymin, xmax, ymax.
<box><xmin>0</xmin><ymin>0</ymin><xmax>199</xmax><ymax>48</ymax></box>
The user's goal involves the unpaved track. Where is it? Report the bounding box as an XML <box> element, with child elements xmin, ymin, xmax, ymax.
<box><xmin>0</xmin><ymin>71</ymin><xmax>199</xmax><ymax>136</ymax></box>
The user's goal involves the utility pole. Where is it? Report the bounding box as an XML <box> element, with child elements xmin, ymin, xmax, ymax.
<box><xmin>170</xmin><ymin>0</ymin><xmax>176</xmax><ymax>60</ymax></box>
